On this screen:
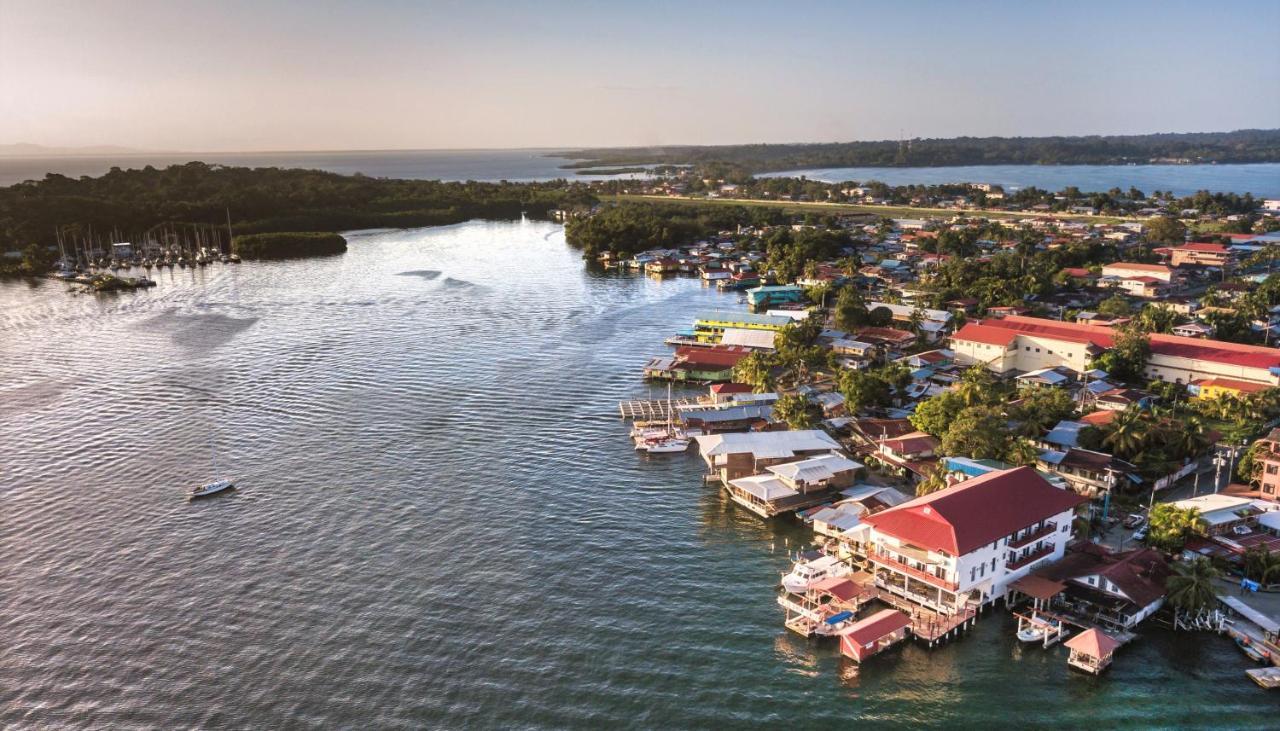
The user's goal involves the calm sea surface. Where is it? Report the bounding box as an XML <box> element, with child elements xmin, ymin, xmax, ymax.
<box><xmin>2</xmin><ymin>150</ymin><xmax>1277</xmax><ymax>197</ymax></box>
<box><xmin>761</xmin><ymin>163</ymin><xmax>1280</xmax><ymax>198</ymax></box>
<box><xmin>0</xmin><ymin>149</ymin><xmax>643</xmax><ymax>187</ymax></box>
<box><xmin>0</xmin><ymin>220</ymin><xmax>1271</xmax><ymax>728</ymax></box>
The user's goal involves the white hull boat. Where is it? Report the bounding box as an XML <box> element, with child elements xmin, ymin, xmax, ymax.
<box><xmin>781</xmin><ymin>554</ymin><xmax>853</xmax><ymax>594</ymax></box>
<box><xmin>190</xmin><ymin>477</ymin><xmax>235</xmax><ymax>499</ymax></box>
<box><xmin>642</xmin><ymin>438</ymin><xmax>690</xmax><ymax>454</ymax></box>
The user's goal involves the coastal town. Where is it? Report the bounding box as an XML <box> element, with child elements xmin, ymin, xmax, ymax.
<box><xmin>603</xmin><ymin>182</ymin><xmax>1280</xmax><ymax>689</ymax></box>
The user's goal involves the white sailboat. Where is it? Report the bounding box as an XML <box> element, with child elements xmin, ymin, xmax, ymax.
<box><xmin>190</xmin><ymin>427</ymin><xmax>235</xmax><ymax>498</ymax></box>
<box><xmin>639</xmin><ymin>382</ymin><xmax>689</xmax><ymax>454</ymax></box>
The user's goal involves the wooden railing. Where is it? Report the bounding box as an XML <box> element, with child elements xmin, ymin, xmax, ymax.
<box><xmin>870</xmin><ymin>552</ymin><xmax>958</xmax><ymax>591</ymax></box>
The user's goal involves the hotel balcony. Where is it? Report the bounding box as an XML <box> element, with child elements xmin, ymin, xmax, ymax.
<box><xmin>870</xmin><ymin>552</ymin><xmax>958</xmax><ymax>591</ymax></box>
<box><xmin>1006</xmin><ymin>544</ymin><xmax>1054</xmax><ymax>571</ymax></box>
<box><xmin>1008</xmin><ymin>522</ymin><xmax>1057</xmax><ymax>550</ymax></box>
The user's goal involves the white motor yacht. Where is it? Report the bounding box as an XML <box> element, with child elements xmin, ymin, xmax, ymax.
<box><xmin>781</xmin><ymin>554</ymin><xmax>853</xmax><ymax>594</ymax></box>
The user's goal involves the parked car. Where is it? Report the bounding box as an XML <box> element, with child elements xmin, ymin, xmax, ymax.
<box><xmin>1131</xmin><ymin>526</ymin><xmax>1149</xmax><ymax>543</ymax></box>
<box><xmin>1123</xmin><ymin>514</ymin><xmax>1146</xmax><ymax>529</ymax></box>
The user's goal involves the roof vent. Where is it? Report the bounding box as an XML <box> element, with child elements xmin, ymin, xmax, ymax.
<box><xmin>922</xmin><ymin>506</ymin><xmax>932</xmax><ymax>515</ymax></box>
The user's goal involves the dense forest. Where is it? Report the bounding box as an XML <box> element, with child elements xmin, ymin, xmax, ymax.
<box><xmin>564</xmin><ymin>202</ymin><xmax>792</xmax><ymax>259</ymax></box>
<box><xmin>0</xmin><ymin>162</ymin><xmax>596</xmax><ymax>255</ymax></box>
<box><xmin>231</xmin><ymin>232</ymin><xmax>348</xmax><ymax>260</ymax></box>
<box><xmin>563</xmin><ymin>129</ymin><xmax>1280</xmax><ymax>173</ymax></box>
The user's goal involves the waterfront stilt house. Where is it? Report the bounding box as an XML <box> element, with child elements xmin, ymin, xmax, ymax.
<box><xmin>725</xmin><ymin>453</ymin><xmax>865</xmax><ymax>518</ymax></box>
<box><xmin>1064</xmin><ymin>628</ymin><xmax>1121</xmax><ymax>674</ymax></box>
<box><xmin>694</xmin><ymin>430</ymin><xmax>844</xmax><ymax>484</ymax></box>
<box><xmin>860</xmin><ymin>467</ymin><xmax>1085</xmax><ymax>616</ymax></box>
<box><xmin>839</xmin><ymin>609</ymin><xmax>913</xmax><ymax>662</ymax></box>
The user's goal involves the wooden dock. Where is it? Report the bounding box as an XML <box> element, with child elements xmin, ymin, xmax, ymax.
<box><xmin>618</xmin><ymin>398</ymin><xmax>697</xmax><ymax>420</ymax></box>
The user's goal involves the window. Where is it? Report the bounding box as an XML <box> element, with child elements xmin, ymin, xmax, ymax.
<box><xmin>1025</xmin><ymin>346</ymin><xmax>1031</xmax><ymax>351</ymax></box>
<box><xmin>991</xmin><ymin>557</ymin><xmax>997</xmax><ymax>571</ymax></box>
<box><xmin>970</xmin><ymin>567</ymin><xmax>976</xmax><ymax>582</ymax></box>
<box><xmin>1048</xmin><ymin>350</ymin><xmax>1054</xmax><ymax>355</ymax></box>
<box><xmin>1035</xmin><ymin>348</ymin><xmax>1040</xmax><ymax>353</ymax></box>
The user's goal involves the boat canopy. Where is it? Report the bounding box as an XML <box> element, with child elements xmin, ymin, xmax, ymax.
<box><xmin>825</xmin><ymin>610</ymin><xmax>854</xmax><ymax>625</ymax></box>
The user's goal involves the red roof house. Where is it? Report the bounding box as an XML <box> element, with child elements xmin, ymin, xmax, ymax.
<box><xmin>839</xmin><ymin>609</ymin><xmax>913</xmax><ymax>662</ymax></box>
<box><xmin>863</xmin><ymin>466</ymin><xmax>1085</xmax><ymax>556</ymax></box>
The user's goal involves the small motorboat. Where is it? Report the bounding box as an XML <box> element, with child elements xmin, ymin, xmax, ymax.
<box><xmin>190</xmin><ymin>477</ymin><xmax>235</xmax><ymax>499</ymax></box>
<box><xmin>1017</xmin><ymin>626</ymin><xmax>1047</xmax><ymax>643</ymax></box>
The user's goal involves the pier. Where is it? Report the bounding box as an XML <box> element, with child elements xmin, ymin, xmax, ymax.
<box><xmin>617</xmin><ymin>398</ymin><xmax>697</xmax><ymax>420</ymax></box>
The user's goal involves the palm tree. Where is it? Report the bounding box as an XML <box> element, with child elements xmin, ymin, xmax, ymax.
<box><xmin>1004</xmin><ymin>438</ymin><xmax>1040</xmax><ymax>467</ymax></box>
<box><xmin>1103</xmin><ymin>405</ymin><xmax>1149</xmax><ymax>459</ymax></box>
<box><xmin>915</xmin><ymin>469</ymin><xmax>949</xmax><ymax>497</ymax></box>
<box><xmin>1170</xmin><ymin>414</ymin><xmax>1210</xmax><ymax>462</ymax></box>
<box><xmin>1166</xmin><ymin>558</ymin><xmax>1221</xmax><ymax>615</ymax></box>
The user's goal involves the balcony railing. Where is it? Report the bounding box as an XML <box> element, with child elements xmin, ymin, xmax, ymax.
<box><xmin>1007</xmin><ymin>544</ymin><xmax>1054</xmax><ymax>570</ymax></box>
<box><xmin>1008</xmin><ymin>522</ymin><xmax>1057</xmax><ymax>549</ymax></box>
<box><xmin>870</xmin><ymin>552</ymin><xmax>958</xmax><ymax>591</ymax></box>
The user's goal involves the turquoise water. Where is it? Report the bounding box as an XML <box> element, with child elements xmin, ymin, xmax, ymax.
<box><xmin>0</xmin><ymin>220</ymin><xmax>1271</xmax><ymax>728</ymax></box>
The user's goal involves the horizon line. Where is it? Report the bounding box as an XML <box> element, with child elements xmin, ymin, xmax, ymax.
<box><xmin>4</xmin><ymin>127</ymin><xmax>1279</xmax><ymax>159</ymax></box>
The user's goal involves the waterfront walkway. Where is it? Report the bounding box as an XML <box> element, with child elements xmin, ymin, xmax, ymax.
<box><xmin>618</xmin><ymin>398</ymin><xmax>698</xmax><ymax>420</ymax></box>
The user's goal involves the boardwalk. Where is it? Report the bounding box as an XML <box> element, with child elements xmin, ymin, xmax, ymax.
<box><xmin>618</xmin><ymin>398</ymin><xmax>697</xmax><ymax>420</ymax></box>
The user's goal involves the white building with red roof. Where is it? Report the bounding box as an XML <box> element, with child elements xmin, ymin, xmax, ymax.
<box><xmin>861</xmin><ymin>466</ymin><xmax>1084</xmax><ymax>615</ymax></box>
<box><xmin>1170</xmin><ymin>242</ymin><xmax>1232</xmax><ymax>268</ymax></box>
<box><xmin>1101</xmin><ymin>262</ymin><xmax>1175</xmax><ymax>283</ymax></box>
<box><xmin>950</xmin><ymin>315</ymin><xmax>1280</xmax><ymax>387</ymax></box>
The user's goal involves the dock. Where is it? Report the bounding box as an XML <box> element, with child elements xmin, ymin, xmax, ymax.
<box><xmin>618</xmin><ymin>398</ymin><xmax>698</xmax><ymax>420</ymax></box>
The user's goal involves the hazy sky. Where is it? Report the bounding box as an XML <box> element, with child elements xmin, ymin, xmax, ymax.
<box><xmin>1</xmin><ymin>0</ymin><xmax>1277</xmax><ymax>151</ymax></box>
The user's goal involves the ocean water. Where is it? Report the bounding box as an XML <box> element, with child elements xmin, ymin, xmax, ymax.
<box><xmin>2</xmin><ymin>150</ymin><xmax>1276</xmax><ymax>197</ymax></box>
<box><xmin>0</xmin><ymin>149</ymin><xmax>643</xmax><ymax>187</ymax></box>
<box><xmin>0</xmin><ymin>220</ymin><xmax>1270</xmax><ymax>728</ymax></box>
<box><xmin>759</xmin><ymin>163</ymin><xmax>1280</xmax><ymax>198</ymax></box>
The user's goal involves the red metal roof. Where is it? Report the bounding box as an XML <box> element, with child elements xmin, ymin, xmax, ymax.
<box><xmin>880</xmin><ymin>431</ymin><xmax>940</xmax><ymax>455</ymax></box>
<box><xmin>1064</xmin><ymin>628</ymin><xmax>1121</xmax><ymax>657</ymax></box>
<box><xmin>1178</xmin><ymin>242</ymin><xmax>1231</xmax><ymax>253</ymax></box>
<box><xmin>953</xmin><ymin>316</ymin><xmax>1280</xmax><ymax>371</ymax></box>
<box><xmin>842</xmin><ymin>608</ymin><xmax>911</xmax><ymax>646</ymax></box>
<box><xmin>811</xmin><ymin>576</ymin><xmax>866</xmax><ymax>602</ymax></box>
<box><xmin>862</xmin><ymin>467</ymin><xmax>1085</xmax><ymax>555</ymax></box>
<box><xmin>1194</xmin><ymin>377</ymin><xmax>1271</xmax><ymax>394</ymax></box>
<box><xmin>674</xmin><ymin>346</ymin><xmax>750</xmax><ymax>369</ymax></box>
<box><xmin>710</xmin><ymin>382</ymin><xmax>754</xmax><ymax>394</ymax></box>
<box><xmin>950</xmin><ymin>322</ymin><xmax>1018</xmax><ymax>346</ymax></box>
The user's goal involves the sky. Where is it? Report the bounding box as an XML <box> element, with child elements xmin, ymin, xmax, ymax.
<box><xmin>1</xmin><ymin>0</ymin><xmax>1277</xmax><ymax>152</ymax></box>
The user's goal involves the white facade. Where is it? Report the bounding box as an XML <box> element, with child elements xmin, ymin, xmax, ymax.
<box><xmin>868</xmin><ymin>509</ymin><xmax>1075</xmax><ymax>615</ymax></box>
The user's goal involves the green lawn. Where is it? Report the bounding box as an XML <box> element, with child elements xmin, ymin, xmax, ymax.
<box><xmin>602</xmin><ymin>193</ymin><xmax>1133</xmax><ymax>224</ymax></box>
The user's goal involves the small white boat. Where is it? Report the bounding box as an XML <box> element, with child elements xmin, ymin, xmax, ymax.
<box><xmin>642</xmin><ymin>437</ymin><xmax>690</xmax><ymax>454</ymax></box>
<box><xmin>1017</xmin><ymin>626</ymin><xmax>1047</xmax><ymax>643</ymax></box>
<box><xmin>781</xmin><ymin>554</ymin><xmax>852</xmax><ymax>594</ymax></box>
<box><xmin>190</xmin><ymin>477</ymin><xmax>234</xmax><ymax>499</ymax></box>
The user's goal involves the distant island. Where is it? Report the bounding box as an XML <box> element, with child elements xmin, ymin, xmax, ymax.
<box><xmin>0</xmin><ymin>143</ymin><xmax>159</xmax><ymax>158</ymax></box>
<box><xmin>560</xmin><ymin>129</ymin><xmax>1280</xmax><ymax>173</ymax></box>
